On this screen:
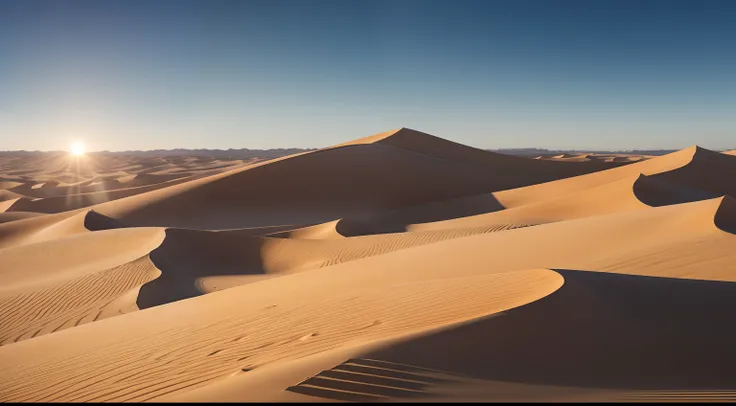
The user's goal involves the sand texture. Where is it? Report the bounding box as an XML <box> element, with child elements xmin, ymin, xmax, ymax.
<box><xmin>1</xmin><ymin>128</ymin><xmax>735</xmax><ymax>402</ymax></box>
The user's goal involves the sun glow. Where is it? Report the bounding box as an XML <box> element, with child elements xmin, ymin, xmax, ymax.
<box><xmin>70</xmin><ymin>142</ymin><xmax>86</xmax><ymax>157</ymax></box>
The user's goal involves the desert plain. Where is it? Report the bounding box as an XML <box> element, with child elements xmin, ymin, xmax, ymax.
<box><xmin>1</xmin><ymin>128</ymin><xmax>736</xmax><ymax>402</ymax></box>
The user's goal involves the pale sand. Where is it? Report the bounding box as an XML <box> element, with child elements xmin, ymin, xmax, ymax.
<box><xmin>0</xmin><ymin>128</ymin><xmax>735</xmax><ymax>402</ymax></box>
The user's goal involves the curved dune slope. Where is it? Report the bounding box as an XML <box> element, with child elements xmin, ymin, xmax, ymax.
<box><xmin>340</xmin><ymin>145</ymin><xmax>736</xmax><ymax>236</ymax></box>
<box><xmin>287</xmin><ymin>148</ymin><xmax>732</xmax><ymax>238</ymax></box>
<box><xmin>141</xmin><ymin>224</ymin><xmax>532</xmax><ymax>308</ymax></box>
<box><xmin>0</xmin><ymin>189</ymin><xmax>24</xmax><ymax>203</ymax></box>
<box><xmin>0</xmin><ymin>267</ymin><xmax>562</xmax><ymax>402</ymax></box>
<box><xmin>0</xmin><ymin>227</ymin><xmax>165</xmax><ymax>344</ymax></box>
<box><xmin>0</xmin><ymin>209</ymin><xmax>127</xmax><ymax>249</ymax></box>
<box><xmin>329</xmin><ymin>270</ymin><xmax>736</xmax><ymax>402</ymax></box>
<box><xmin>0</xmin><ymin>256</ymin><xmax>160</xmax><ymax>346</ymax></box>
<box><xmin>496</xmin><ymin>145</ymin><xmax>736</xmax><ymax>209</ymax></box>
<box><xmin>279</xmin><ymin>193</ymin><xmax>507</xmax><ymax>238</ymax></box>
<box><xmin>411</xmin><ymin>173</ymin><xmax>720</xmax><ymax>230</ymax></box>
<box><xmin>0</xmin><ymin>212</ymin><xmax>44</xmax><ymax>224</ymax></box>
<box><xmin>92</xmin><ymin>128</ymin><xmax>625</xmax><ymax>230</ymax></box>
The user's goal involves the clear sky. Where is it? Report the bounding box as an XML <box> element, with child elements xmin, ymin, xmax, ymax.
<box><xmin>1</xmin><ymin>0</ymin><xmax>734</xmax><ymax>152</ymax></box>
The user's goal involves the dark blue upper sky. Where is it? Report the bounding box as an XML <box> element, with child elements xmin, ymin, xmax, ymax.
<box><xmin>1</xmin><ymin>0</ymin><xmax>734</xmax><ymax>151</ymax></box>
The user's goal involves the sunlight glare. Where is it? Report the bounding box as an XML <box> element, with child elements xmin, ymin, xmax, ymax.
<box><xmin>70</xmin><ymin>141</ymin><xmax>86</xmax><ymax>157</ymax></box>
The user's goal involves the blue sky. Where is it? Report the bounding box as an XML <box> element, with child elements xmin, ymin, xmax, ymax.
<box><xmin>1</xmin><ymin>0</ymin><xmax>734</xmax><ymax>151</ymax></box>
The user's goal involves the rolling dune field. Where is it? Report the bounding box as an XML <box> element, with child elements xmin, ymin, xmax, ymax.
<box><xmin>1</xmin><ymin>128</ymin><xmax>735</xmax><ymax>402</ymax></box>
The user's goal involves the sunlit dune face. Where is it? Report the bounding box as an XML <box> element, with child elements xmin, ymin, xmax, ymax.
<box><xmin>70</xmin><ymin>142</ymin><xmax>86</xmax><ymax>157</ymax></box>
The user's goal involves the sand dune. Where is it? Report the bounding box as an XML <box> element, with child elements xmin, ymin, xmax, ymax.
<box><xmin>410</xmin><ymin>173</ymin><xmax>720</xmax><ymax>230</ymax></box>
<box><xmin>338</xmin><ymin>128</ymin><xmax>625</xmax><ymax>176</ymax></box>
<box><xmin>327</xmin><ymin>270</ymin><xmax>736</xmax><ymax>401</ymax></box>
<box><xmin>140</xmin><ymin>224</ymin><xmax>532</xmax><ymax>307</ymax></box>
<box><xmin>0</xmin><ymin>128</ymin><xmax>734</xmax><ymax>402</ymax></box>
<box><xmin>0</xmin><ymin>226</ymin><xmax>164</xmax><ymax>344</ymax></box>
<box><xmin>355</xmin><ymin>144</ymin><xmax>734</xmax><ymax>235</ymax></box>
<box><xmin>0</xmin><ymin>268</ymin><xmax>562</xmax><ymax>402</ymax></box>
<box><xmin>0</xmin><ymin>212</ymin><xmax>43</xmax><ymax>224</ymax></box>
<box><xmin>0</xmin><ymin>208</ymin><xmax>128</xmax><ymax>249</ymax></box>
<box><xmin>495</xmin><ymin>145</ymin><xmax>736</xmax><ymax>209</ymax></box>
<box><xmin>285</xmin><ymin>147</ymin><xmax>731</xmax><ymax>237</ymax></box>
<box><xmin>89</xmin><ymin>128</ymin><xmax>629</xmax><ymax>230</ymax></box>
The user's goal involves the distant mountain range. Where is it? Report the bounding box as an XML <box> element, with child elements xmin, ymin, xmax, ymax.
<box><xmin>487</xmin><ymin>148</ymin><xmax>682</xmax><ymax>157</ymax></box>
<box><xmin>0</xmin><ymin>147</ymin><xmax>731</xmax><ymax>159</ymax></box>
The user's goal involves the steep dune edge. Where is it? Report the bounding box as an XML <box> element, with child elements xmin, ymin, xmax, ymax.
<box><xmin>278</xmin><ymin>193</ymin><xmax>506</xmax><ymax>239</ymax></box>
<box><xmin>191</xmin><ymin>269</ymin><xmax>736</xmax><ymax>402</ymax></box>
<box><xmin>0</xmin><ymin>268</ymin><xmax>563</xmax><ymax>402</ymax></box>
<box><xmin>286</xmin><ymin>167</ymin><xmax>723</xmax><ymax>238</ymax></box>
<box><xmin>0</xmin><ymin>227</ymin><xmax>165</xmax><ymax>293</ymax></box>
<box><xmin>0</xmin><ymin>197</ymin><xmax>22</xmax><ymax>213</ymax></box>
<box><xmin>0</xmin><ymin>227</ymin><xmax>166</xmax><ymax>345</ymax></box>
<box><xmin>0</xmin><ymin>189</ymin><xmax>25</xmax><ymax>203</ymax></box>
<box><xmin>293</xmin><ymin>270</ymin><xmax>736</xmax><ymax>402</ymax></box>
<box><xmin>142</xmin><ymin>224</ymin><xmax>533</xmax><ymax>308</ymax></box>
<box><xmin>494</xmin><ymin>145</ymin><xmax>736</xmax><ymax>209</ymax></box>
<box><xmin>276</xmin><ymin>197</ymin><xmax>736</xmax><ymax>287</ymax></box>
<box><xmin>0</xmin><ymin>209</ymin><xmax>128</xmax><ymax>249</ymax></box>
<box><xmin>410</xmin><ymin>173</ymin><xmax>720</xmax><ymax>231</ymax></box>
<box><xmin>714</xmin><ymin>196</ymin><xmax>736</xmax><ymax>233</ymax></box>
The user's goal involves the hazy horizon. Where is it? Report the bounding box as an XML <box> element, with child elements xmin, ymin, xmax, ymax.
<box><xmin>1</xmin><ymin>0</ymin><xmax>735</xmax><ymax>152</ymax></box>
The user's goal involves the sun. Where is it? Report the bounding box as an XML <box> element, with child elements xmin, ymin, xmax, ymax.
<box><xmin>70</xmin><ymin>141</ymin><xmax>86</xmax><ymax>157</ymax></box>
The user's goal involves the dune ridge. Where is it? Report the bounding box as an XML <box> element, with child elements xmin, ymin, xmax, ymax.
<box><xmin>88</xmin><ymin>128</ymin><xmax>630</xmax><ymax>230</ymax></box>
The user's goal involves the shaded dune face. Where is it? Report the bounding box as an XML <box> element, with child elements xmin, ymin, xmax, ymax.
<box><xmin>714</xmin><ymin>196</ymin><xmax>736</xmax><ymax>233</ymax></box>
<box><xmin>90</xmin><ymin>128</ymin><xmax>631</xmax><ymax>230</ymax></box>
<box><xmin>362</xmin><ymin>270</ymin><xmax>736</xmax><ymax>390</ymax></box>
<box><xmin>1</xmin><ymin>128</ymin><xmax>736</xmax><ymax>403</ymax></box>
<box><xmin>282</xmin><ymin>145</ymin><xmax>736</xmax><ymax>238</ymax></box>
<box><xmin>142</xmin><ymin>223</ymin><xmax>535</xmax><ymax>308</ymax></box>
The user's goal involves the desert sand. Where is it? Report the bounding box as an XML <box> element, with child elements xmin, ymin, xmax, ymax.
<box><xmin>1</xmin><ymin>127</ymin><xmax>735</xmax><ymax>402</ymax></box>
